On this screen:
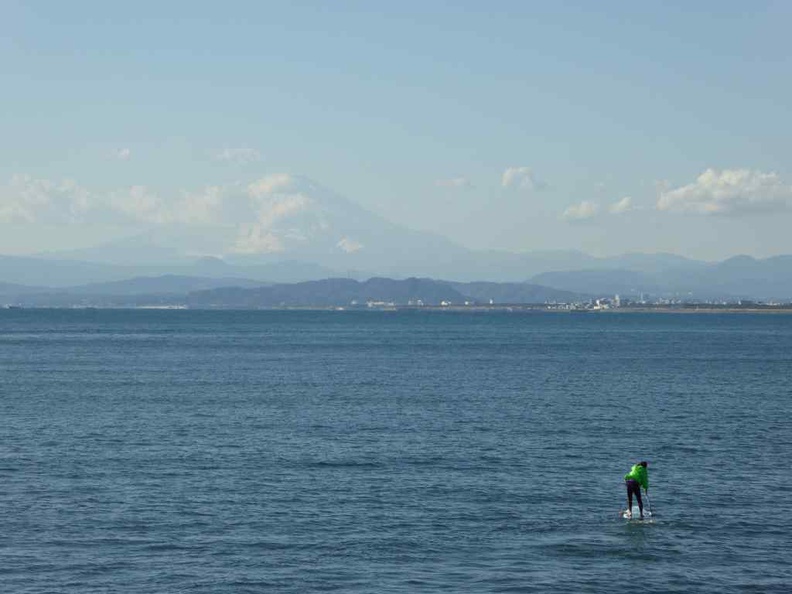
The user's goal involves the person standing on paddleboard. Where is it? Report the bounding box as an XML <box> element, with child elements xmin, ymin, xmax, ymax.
<box><xmin>624</xmin><ymin>461</ymin><xmax>649</xmax><ymax>519</ymax></box>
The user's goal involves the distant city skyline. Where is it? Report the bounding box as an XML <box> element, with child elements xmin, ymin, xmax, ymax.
<box><xmin>2</xmin><ymin>1</ymin><xmax>791</xmax><ymax>260</ymax></box>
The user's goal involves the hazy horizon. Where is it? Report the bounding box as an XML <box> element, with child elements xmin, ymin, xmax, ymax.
<box><xmin>2</xmin><ymin>2</ymin><xmax>791</xmax><ymax>261</ymax></box>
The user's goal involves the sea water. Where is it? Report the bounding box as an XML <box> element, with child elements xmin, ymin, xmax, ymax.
<box><xmin>1</xmin><ymin>309</ymin><xmax>790</xmax><ymax>593</ymax></box>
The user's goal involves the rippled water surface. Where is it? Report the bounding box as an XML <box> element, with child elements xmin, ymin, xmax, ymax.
<box><xmin>1</xmin><ymin>310</ymin><xmax>791</xmax><ymax>592</ymax></box>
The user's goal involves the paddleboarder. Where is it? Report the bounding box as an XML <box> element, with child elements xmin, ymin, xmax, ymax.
<box><xmin>624</xmin><ymin>461</ymin><xmax>649</xmax><ymax>519</ymax></box>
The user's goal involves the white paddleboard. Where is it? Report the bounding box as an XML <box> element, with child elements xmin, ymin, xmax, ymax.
<box><xmin>622</xmin><ymin>507</ymin><xmax>652</xmax><ymax>520</ymax></box>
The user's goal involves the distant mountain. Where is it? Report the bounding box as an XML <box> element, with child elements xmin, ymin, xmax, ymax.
<box><xmin>531</xmin><ymin>269</ymin><xmax>664</xmax><ymax>298</ymax></box>
<box><xmin>461</xmin><ymin>251</ymin><xmax>706</xmax><ymax>280</ymax></box>
<box><xmin>0</xmin><ymin>281</ymin><xmax>50</xmax><ymax>297</ymax></box>
<box><xmin>228</xmin><ymin>260</ymin><xmax>348</xmax><ymax>283</ymax></box>
<box><xmin>187</xmin><ymin>277</ymin><xmax>586</xmax><ymax>308</ymax></box>
<box><xmin>35</xmin><ymin>177</ymin><xmax>701</xmax><ymax>282</ymax></box>
<box><xmin>4</xmin><ymin>250</ymin><xmax>792</xmax><ymax>301</ymax></box>
<box><xmin>0</xmin><ymin>255</ymin><xmax>136</xmax><ymax>288</ymax></box>
<box><xmin>0</xmin><ymin>254</ymin><xmax>340</xmax><ymax>287</ymax></box>
<box><xmin>2</xmin><ymin>172</ymin><xmax>792</xmax><ymax>298</ymax></box>
<box><xmin>686</xmin><ymin>255</ymin><xmax>792</xmax><ymax>300</ymax></box>
<box><xmin>35</xmin><ymin>175</ymin><xmax>472</xmax><ymax>279</ymax></box>
<box><xmin>37</xmin><ymin>239</ymin><xmax>190</xmax><ymax>266</ymax></box>
<box><xmin>448</xmin><ymin>281</ymin><xmax>584</xmax><ymax>304</ymax></box>
<box><xmin>531</xmin><ymin>255</ymin><xmax>792</xmax><ymax>301</ymax></box>
<box><xmin>188</xmin><ymin>278</ymin><xmax>469</xmax><ymax>308</ymax></box>
<box><xmin>65</xmin><ymin>274</ymin><xmax>265</xmax><ymax>296</ymax></box>
<box><xmin>605</xmin><ymin>252</ymin><xmax>705</xmax><ymax>274</ymax></box>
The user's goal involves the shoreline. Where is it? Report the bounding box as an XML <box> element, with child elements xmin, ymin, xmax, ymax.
<box><xmin>5</xmin><ymin>304</ymin><xmax>792</xmax><ymax>314</ymax></box>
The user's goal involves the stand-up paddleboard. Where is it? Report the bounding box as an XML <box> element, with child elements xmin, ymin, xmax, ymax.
<box><xmin>622</xmin><ymin>507</ymin><xmax>653</xmax><ymax>521</ymax></box>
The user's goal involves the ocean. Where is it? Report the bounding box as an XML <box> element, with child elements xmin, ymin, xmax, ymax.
<box><xmin>1</xmin><ymin>309</ymin><xmax>790</xmax><ymax>593</ymax></box>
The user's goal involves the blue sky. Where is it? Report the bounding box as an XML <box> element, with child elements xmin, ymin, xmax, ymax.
<box><xmin>2</xmin><ymin>1</ymin><xmax>791</xmax><ymax>260</ymax></box>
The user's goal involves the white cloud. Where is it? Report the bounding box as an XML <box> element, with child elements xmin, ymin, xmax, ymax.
<box><xmin>562</xmin><ymin>201</ymin><xmax>599</xmax><ymax>221</ymax></box>
<box><xmin>0</xmin><ymin>175</ymin><xmax>91</xmax><ymax>223</ymax></box>
<box><xmin>215</xmin><ymin>147</ymin><xmax>262</xmax><ymax>164</ymax></box>
<box><xmin>1</xmin><ymin>172</ymin><xmax>351</xmax><ymax>256</ymax></box>
<box><xmin>435</xmin><ymin>177</ymin><xmax>472</xmax><ymax>189</ymax></box>
<box><xmin>502</xmin><ymin>167</ymin><xmax>542</xmax><ymax>190</ymax></box>
<box><xmin>657</xmin><ymin>168</ymin><xmax>792</xmax><ymax>215</ymax></box>
<box><xmin>2</xmin><ymin>175</ymin><xmax>213</xmax><ymax>226</ymax></box>
<box><xmin>337</xmin><ymin>237</ymin><xmax>363</xmax><ymax>253</ymax></box>
<box><xmin>116</xmin><ymin>148</ymin><xmax>131</xmax><ymax>161</ymax></box>
<box><xmin>172</xmin><ymin>177</ymin><xmax>310</xmax><ymax>228</ymax></box>
<box><xmin>1</xmin><ymin>173</ymin><xmax>317</xmax><ymax>229</ymax></box>
<box><xmin>610</xmin><ymin>196</ymin><xmax>633</xmax><ymax>214</ymax></box>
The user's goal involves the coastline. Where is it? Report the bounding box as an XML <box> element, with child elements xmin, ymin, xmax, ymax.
<box><xmin>4</xmin><ymin>304</ymin><xmax>792</xmax><ymax>314</ymax></box>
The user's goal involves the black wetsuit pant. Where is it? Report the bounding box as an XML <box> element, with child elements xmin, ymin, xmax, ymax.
<box><xmin>626</xmin><ymin>479</ymin><xmax>643</xmax><ymax>514</ymax></box>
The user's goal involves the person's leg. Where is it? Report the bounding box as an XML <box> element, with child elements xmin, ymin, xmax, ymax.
<box><xmin>626</xmin><ymin>480</ymin><xmax>633</xmax><ymax>512</ymax></box>
<box><xmin>635</xmin><ymin>486</ymin><xmax>644</xmax><ymax>518</ymax></box>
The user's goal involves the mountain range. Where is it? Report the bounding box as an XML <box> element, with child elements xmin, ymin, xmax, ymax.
<box><xmin>186</xmin><ymin>278</ymin><xmax>584</xmax><ymax>309</ymax></box>
<box><xmin>531</xmin><ymin>254</ymin><xmax>792</xmax><ymax>301</ymax></box>
<box><xmin>0</xmin><ymin>275</ymin><xmax>584</xmax><ymax>308</ymax></box>
<box><xmin>3</xmin><ymin>252</ymin><xmax>791</xmax><ymax>306</ymax></box>
<box><xmin>1</xmin><ymin>174</ymin><xmax>791</xmax><ymax>302</ymax></box>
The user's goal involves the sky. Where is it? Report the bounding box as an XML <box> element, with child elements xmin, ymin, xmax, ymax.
<box><xmin>1</xmin><ymin>0</ymin><xmax>791</xmax><ymax>261</ymax></box>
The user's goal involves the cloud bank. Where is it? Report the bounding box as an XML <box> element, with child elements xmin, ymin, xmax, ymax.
<box><xmin>1</xmin><ymin>173</ymin><xmax>366</xmax><ymax>256</ymax></box>
<box><xmin>657</xmin><ymin>169</ymin><xmax>792</xmax><ymax>215</ymax></box>
<box><xmin>0</xmin><ymin>175</ymin><xmax>91</xmax><ymax>224</ymax></box>
<box><xmin>1</xmin><ymin>174</ymin><xmax>294</xmax><ymax>226</ymax></box>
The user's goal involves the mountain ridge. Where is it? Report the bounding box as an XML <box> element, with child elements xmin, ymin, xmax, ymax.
<box><xmin>3</xmin><ymin>251</ymin><xmax>792</xmax><ymax>300</ymax></box>
<box><xmin>186</xmin><ymin>277</ymin><xmax>585</xmax><ymax>308</ymax></box>
<box><xmin>1</xmin><ymin>274</ymin><xmax>586</xmax><ymax>308</ymax></box>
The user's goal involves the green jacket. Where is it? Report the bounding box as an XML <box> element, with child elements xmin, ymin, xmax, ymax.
<box><xmin>624</xmin><ymin>464</ymin><xmax>649</xmax><ymax>491</ymax></box>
